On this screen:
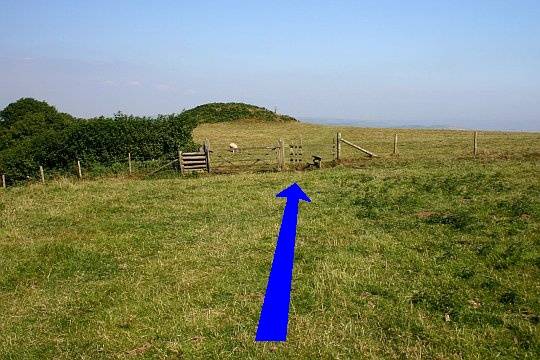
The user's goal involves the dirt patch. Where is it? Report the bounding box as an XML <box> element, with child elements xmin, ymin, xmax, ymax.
<box><xmin>126</xmin><ymin>342</ymin><xmax>152</xmax><ymax>357</ymax></box>
<box><xmin>416</xmin><ymin>211</ymin><xmax>436</xmax><ymax>219</ymax></box>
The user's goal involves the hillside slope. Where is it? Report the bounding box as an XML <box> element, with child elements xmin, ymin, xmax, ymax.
<box><xmin>182</xmin><ymin>102</ymin><xmax>297</xmax><ymax>124</ymax></box>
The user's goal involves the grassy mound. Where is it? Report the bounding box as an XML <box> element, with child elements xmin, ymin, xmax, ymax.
<box><xmin>183</xmin><ymin>102</ymin><xmax>297</xmax><ymax>124</ymax></box>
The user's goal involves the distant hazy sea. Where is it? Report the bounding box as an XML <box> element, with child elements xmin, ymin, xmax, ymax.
<box><xmin>299</xmin><ymin>117</ymin><xmax>540</xmax><ymax>132</ymax></box>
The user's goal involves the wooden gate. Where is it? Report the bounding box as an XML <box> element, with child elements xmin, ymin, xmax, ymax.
<box><xmin>179</xmin><ymin>139</ymin><xmax>211</xmax><ymax>174</ymax></box>
<box><xmin>289</xmin><ymin>140</ymin><xmax>303</xmax><ymax>165</ymax></box>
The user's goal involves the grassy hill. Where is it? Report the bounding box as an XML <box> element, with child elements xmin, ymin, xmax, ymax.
<box><xmin>0</xmin><ymin>121</ymin><xmax>539</xmax><ymax>358</ymax></box>
<box><xmin>182</xmin><ymin>103</ymin><xmax>297</xmax><ymax>124</ymax></box>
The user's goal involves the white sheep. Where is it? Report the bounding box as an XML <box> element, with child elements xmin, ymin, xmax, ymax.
<box><xmin>229</xmin><ymin>142</ymin><xmax>239</xmax><ymax>153</ymax></box>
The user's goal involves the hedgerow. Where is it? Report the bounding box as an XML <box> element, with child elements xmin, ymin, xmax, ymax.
<box><xmin>0</xmin><ymin>99</ymin><xmax>197</xmax><ymax>182</ymax></box>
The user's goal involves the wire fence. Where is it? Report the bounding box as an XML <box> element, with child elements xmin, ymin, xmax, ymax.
<box><xmin>1</xmin><ymin>131</ymin><xmax>538</xmax><ymax>188</ymax></box>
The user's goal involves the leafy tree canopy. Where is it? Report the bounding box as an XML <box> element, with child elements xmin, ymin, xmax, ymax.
<box><xmin>0</xmin><ymin>98</ymin><xmax>75</xmax><ymax>150</ymax></box>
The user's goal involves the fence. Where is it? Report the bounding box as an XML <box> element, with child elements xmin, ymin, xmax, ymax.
<box><xmin>211</xmin><ymin>141</ymin><xmax>281</xmax><ymax>173</ymax></box>
<box><xmin>1</xmin><ymin>131</ymin><xmax>524</xmax><ymax>188</ymax></box>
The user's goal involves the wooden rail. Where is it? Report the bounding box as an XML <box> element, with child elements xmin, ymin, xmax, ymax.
<box><xmin>147</xmin><ymin>159</ymin><xmax>179</xmax><ymax>176</ymax></box>
<box><xmin>340</xmin><ymin>137</ymin><xmax>378</xmax><ymax>157</ymax></box>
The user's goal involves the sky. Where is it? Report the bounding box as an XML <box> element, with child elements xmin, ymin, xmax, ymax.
<box><xmin>1</xmin><ymin>0</ymin><xmax>539</xmax><ymax>130</ymax></box>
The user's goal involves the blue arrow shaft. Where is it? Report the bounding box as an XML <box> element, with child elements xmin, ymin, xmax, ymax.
<box><xmin>256</xmin><ymin>200</ymin><xmax>300</xmax><ymax>341</ymax></box>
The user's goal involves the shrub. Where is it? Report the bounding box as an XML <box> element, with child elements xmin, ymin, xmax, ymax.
<box><xmin>0</xmin><ymin>99</ymin><xmax>198</xmax><ymax>182</ymax></box>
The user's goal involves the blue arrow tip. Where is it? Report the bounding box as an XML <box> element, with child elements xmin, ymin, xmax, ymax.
<box><xmin>276</xmin><ymin>182</ymin><xmax>311</xmax><ymax>202</ymax></box>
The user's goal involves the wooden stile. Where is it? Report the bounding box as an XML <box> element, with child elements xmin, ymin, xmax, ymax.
<box><xmin>178</xmin><ymin>150</ymin><xmax>184</xmax><ymax>174</ymax></box>
<box><xmin>183</xmin><ymin>165</ymin><xmax>207</xmax><ymax>170</ymax></box>
<box><xmin>178</xmin><ymin>139</ymin><xmax>211</xmax><ymax>175</ymax></box>
<box><xmin>204</xmin><ymin>138</ymin><xmax>211</xmax><ymax>173</ymax></box>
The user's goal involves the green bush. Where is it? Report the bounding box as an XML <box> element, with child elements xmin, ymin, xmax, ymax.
<box><xmin>64</xmin><ymin>112</ymin><xmax>197</xmax><ymax>164</ymax></box>
<box><xmin>0</xmin><ymin>99</ymin><xmax>197</xmax><ymax>182</ymax></box>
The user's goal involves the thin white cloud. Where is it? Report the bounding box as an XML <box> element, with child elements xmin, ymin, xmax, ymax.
<box><xmin>155</xmin><ymin>83</ymin><xmax>174</xmax><ymax>91</ymax></box>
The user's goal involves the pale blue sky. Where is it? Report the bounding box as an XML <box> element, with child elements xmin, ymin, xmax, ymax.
<box><xmin>1</xmin><ymin>1</ymin><xmax>539</xmax><ymax>130</ymax></box>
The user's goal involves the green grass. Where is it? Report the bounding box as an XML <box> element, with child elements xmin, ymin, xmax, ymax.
<box><xmin>0</xmin><ymin>122</ymin><xmax>539</xmax><ymax>358</ymax></box>
<box><xmin>194</xmin><ymin>119</ymin><xmax>539</xmax><ymax>161</ymax></box>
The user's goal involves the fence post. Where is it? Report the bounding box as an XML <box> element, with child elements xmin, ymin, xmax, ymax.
<box><xmin>276</xmin><ymin>140</ymin><xmax>281</xmax><ymax>170</ymax></box>
<box><xmin>128</xmin><ymin>152</ymin><xmax>132</xmax><ymax>174</ymax></box>
<box><xmin>473</xmin><ymin>131</ymin><xmax>478</xmax><ymax>157</ymax></box>
<box><xmin>393</xmin><ymin>134</ymin><xmax>398</xmax><ymax>155</ymax></box>
<box><xmin>281</xmin><ymin>139</ymin><xmax>286</xmax><ymax>170</ymax></box>
<box><xmin>2</xmin><ymin>174</ymin><xmax>5</xmax><ymax>189</ymax></box>
<box><xmin>178</xmin><ymin>150</ymin><xmax>184</xmax><ymax>175</ymax></box>
<box><xmin>289</xmin><ymin>139</ymin><xmax>294</xmax><ymax>165</ymax></box>
<box><xmin>77</xmin><ymin>160</ymin><xmax>82</xmax><ymax>179</ymax></box>
<box><xmin>336</xmin><ymin>132</ymin><xmax>342</xmax><ymax>161</ymax></box>
<box><xmin>277</xmin><ymin>139</ymin><xmax>285</xmax><ymax>171</ymax></box>
<box><xmin>299</xmin><ymin>137</ymin><xmax>303</xmax><ymax>164</ymax></box>
<box><xmin>204</xmin><ymin>138</ymin><xmax>211</xmax><ymax>173</ymax></box>
<box><xmin>39</xmin><ymin>166</ymin><xmax>45</xmax><ymax>183</ymax></box>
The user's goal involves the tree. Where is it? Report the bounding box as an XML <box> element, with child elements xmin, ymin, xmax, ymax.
<box><xmin>0</xmin><ymin>98</ymin><xmax>74</xmax><ymax>151</ymax></box>
<box><xmin>0</xmin><ymin>98</ymin><xmax>58</xmax><ymax>127</ymax></box>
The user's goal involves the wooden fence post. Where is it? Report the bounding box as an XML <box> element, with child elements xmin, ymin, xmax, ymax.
<box><xmin>128</xmin><ymin>152</ymin><xmax>132</xmax><ymax>174</ymax></box>
<box><xmin>281</xmin><ymin>139</ymin><xmax>286</xmax><ymax>170</ymax></box>
<box><xmin>77</xmin><ymin>160</ymin><xmax>82</xmax><ymax>179</ymax></box>
<box><xmin>2</xmin><ymin>174</ymin><xmax>5</xmax><ymax>189</ymax></box>
<box><xmin>336</xmin><ymin>132</ymin><xmax>342</xmax><ymax>161</ymax></box>
<box><xmin>276</xmin><ymin>140</ymin><xmax>281</xmax><ymax>170</ymax></box>
<box><xmin>39</xmin><ymin>166</ymin><xmax>45</xmax><ymax>183</ymax></box>
<box><xmin>204</xmin><ymin>138</ymin><xmax>211</xmax><ymax>173</ymax></box>
<box><xmin>473</xmin><ymin>131</ymin><xmax>478</xmax><ymax>157</ymax></box>
<box><xmin>277</xmin><ymin>138</ymin><xmax>285</xmax><ymax>171</ymax></box>
<box><xmin>393</xmin><ymin>134</ymin><xmax>398</xmax><ymax>155</ymax></box>
<box><xmin>178</xmin><ymin>150</ymin><xmax>184</xmax><ymax>175</ymax></box>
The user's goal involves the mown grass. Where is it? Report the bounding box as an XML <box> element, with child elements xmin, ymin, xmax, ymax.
<box><xmin>0</xmin><ymin>122</ymin><xmax>539</xmax><ymax>359</ymax></box>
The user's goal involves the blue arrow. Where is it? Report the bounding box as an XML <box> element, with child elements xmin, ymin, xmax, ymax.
<box><xmin>255</xmin><ymin>182</ymin><xmax>311</xmax><ymax>342</ymax></box>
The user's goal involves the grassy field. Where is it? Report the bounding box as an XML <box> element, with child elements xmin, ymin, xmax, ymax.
<box><xmin>1</xmin><ymin>121</ymin><xmax>539</xmax><ymax>358</ymax></box>
<box><xmin>194</xmin><ymin>120</ymin><xmax>539</xmax><ymax>161</ymax></box>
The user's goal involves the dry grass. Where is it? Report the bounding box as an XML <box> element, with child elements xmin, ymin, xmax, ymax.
<box><xmin>194</xmin><ymin>120</ymin><xmax>539</xmax><ymax>164</ymax></box>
